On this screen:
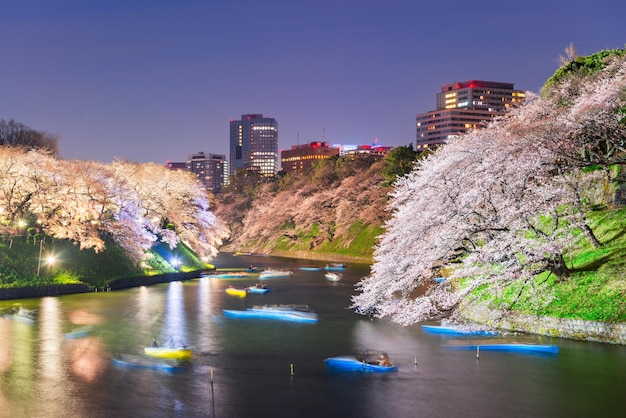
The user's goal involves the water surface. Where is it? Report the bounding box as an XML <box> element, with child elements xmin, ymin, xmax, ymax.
<box><xmin>0</xmin><ymin>253</ymin><xmax>624</xmax><ymax>417</ymax></box>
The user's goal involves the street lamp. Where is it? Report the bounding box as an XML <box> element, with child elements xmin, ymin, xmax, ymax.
<box><xmin>171</xmin><ymin>257</ymin><xmax>181</xmax><ymax>270</ymax></box>
<box><xmin>37</xmin><ymin>240</ymin><xmax>56</xmax><ymax>276</ymax></box>
<box><xmin>37</xmin><ymin>240</ymin><xmax>43</xmax><ymax>276</ymax></box>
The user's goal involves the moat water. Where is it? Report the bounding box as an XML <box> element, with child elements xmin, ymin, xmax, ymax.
<box><xmin>0</xmin><ymin>253</ymin><xmax>624</xmax><ymax>417</ymax></box>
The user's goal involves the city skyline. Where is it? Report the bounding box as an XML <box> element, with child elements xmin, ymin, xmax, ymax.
<box><xmin>1</xmin><ymin>0</ymin><xmax>624</xmax><ymax>164</ymax></box>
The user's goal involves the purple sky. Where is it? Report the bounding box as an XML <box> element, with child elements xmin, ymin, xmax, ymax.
<box><xmin>1</xmin><ymin>0</ymin><xmax>624</xmax><ymax>164</ymax></box>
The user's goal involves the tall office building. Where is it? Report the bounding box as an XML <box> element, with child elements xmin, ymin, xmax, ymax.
<box><xmin>187</xmin><ymin>152</ymin><xmax>228</xmax><ymax>192</ymax></box>
<box><xmin>230</xmin><ymin>114</ymin><xmax>279</xmax><ymax>177</ymax></box>
<box><xmin>416</xmin><ymin>80</ymin><xmax>526</xmax><ymax>150</ymax></box>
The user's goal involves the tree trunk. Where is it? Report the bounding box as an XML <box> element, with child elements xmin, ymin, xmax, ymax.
<box><xmin>612</xmin><ymin>168</ymin><xmax>626</xmax><ymax>207</ymax></box>
<box><xmin>571</xmin><ymin>183</ymin><xmax>602</xmax><ymax>249</ymax></box>
<box><xmin>581</xmin><ymin>222</ymin><xmax>602</xmax><ymax>249</ymax></box>
<box><xmin>547</xmin><ymin>254</ymin><xmax>571</xmax><ymax>281</ymax></box>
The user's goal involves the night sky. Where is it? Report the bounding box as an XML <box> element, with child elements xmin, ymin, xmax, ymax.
<box><xmin>1</xmin><ymin>0</ymin><xmax>624</xmax><ymax>164</ymax></box>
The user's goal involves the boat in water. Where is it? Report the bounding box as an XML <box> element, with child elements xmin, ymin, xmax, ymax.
<box><xmin>299</xmin><ymin>267</ymin><xmax>322</xmax><ymax>271</ymax></box>
<box><xmin>202</xmin><ymin>271</ymin><xmax>254</xmax><ymax>279</ymax></box>
<box><xmin>225</xmin><ymin>286</ymin><xmax>248</xmax><ymax>297</ymax></box>
<box><xmin>144</xmin><ymin>346</ymin><xmax>193</xmax><ymax>360</ymax></box>
<box><xmin>422</xmin><ymin>324</ymin><xmax>500</xmax><ymax>337</ymax></box>
<box><xmin>324</xmin><ymin>272</ymin><xmax>342</xmax><ymax>282</ymax></box>
<box><xmin>112</xmin><ymin>355</ymin><xmax>186</xmax><ymax>372</ymax></box>
<box><xmin>259</xmin><ymin>269</ymin><xmax>293</xmax><ymax>280</ymax></box>
<box><xmin>324</xmin><ymin>263</ymin><xmax>346</xmax><ymax>271</ymax></box>
<box><xmin>223</xmin><ymin>304</ymin><xmax>318</xmax><ymax>323</ymax></box>
<box><xmin>248</xmin><ymin>284</ymin><xmax>269</xmax><ymax>293</ymax></box>
<box><xmin>2</xmin><ymin>306</ymin><xmax>37</xmax><ymax>324</ymax></box>
<box><xmin>446</xmin><ymin>343</ymin><xmax>559</xmax><ymax>354</ymax></box>
<box><xmin>64</xmin><ymin>326</ymin><xmax>93</xmax><ymax>340</ymax></box>
<box><xmin>324</xmin><ymin>352</ymin><xmax>398</xmax><ymax>373</ymax></box>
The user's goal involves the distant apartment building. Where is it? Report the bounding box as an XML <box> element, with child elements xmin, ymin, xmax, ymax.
<box><xmin>187</xmin><ymin>152</ymin><xmax>228</xmax><ymax>192</ymax></box>
<box><xmin>230</xmin><ymin>114</ymin><xmax>279</xmax><ymax>177</ymax></box>
<box><xmin>281</xmin><ymin>141</ymin><xmax>340</xmax><ymax>173</ymax></box>
<box><xmin>415</xmin><ymin>80</ymin><xmax>526</xmax><ymax>150</ymax></box>
<box><xmin>165</xmin><ymin>153</ymin><xmax>228</xmax><ymax>193</ymax></box>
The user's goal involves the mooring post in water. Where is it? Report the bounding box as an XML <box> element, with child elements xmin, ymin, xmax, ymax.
<box><xmin>290</xmin><ymin>363</ymin><xmax>294</xmax><ymax>376</ymax></box>
<box><xmin>476</xmin><ymin>346</ymin><xmax>480</xmax><ymax>359</ymax></box>
<box><xmin>210</xmin><ymin>368</ymin><xmax>216</xmax><ymax>418</ymax></box>
<box><xmin>414</xmin><ymin>356</ymin><xmax>418</xmax><ymax>365</ymax></box>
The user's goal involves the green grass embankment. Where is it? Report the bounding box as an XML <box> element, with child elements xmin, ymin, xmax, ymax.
<box><xmin>494</xmin><ymin>207</ymin><xmax>626</xmax><ymax>322</ymax></box>
<box><xmin>0</xmin><ymin>235</ymin><xmax>210</xmax><ymax>292</ymax></box>
<box><xmin>252</xmin><ymin>220</ymin><xmax>382</xmax><ymax>264</ymax></box>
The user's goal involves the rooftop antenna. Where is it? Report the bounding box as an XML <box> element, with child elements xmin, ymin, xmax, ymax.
<box><xmin>322</xmin><ymin>129</ymin><xmax>326</xmax><ymax>142</ymax></box>
<box><xmin>297</xmin><ymin>132</ymin><xmax>299</xmax><ymax>145</ymax></box>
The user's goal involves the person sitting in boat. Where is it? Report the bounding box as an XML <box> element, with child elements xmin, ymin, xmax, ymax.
<box><xmin>151</xmin><ymin>337</ymin><xmax>159</xmax><ymax>348</ymax></box>
<box><xmin>378</xmin><ymin>353</ymin><xmax>393</xmax><ymax>367</ymax></box>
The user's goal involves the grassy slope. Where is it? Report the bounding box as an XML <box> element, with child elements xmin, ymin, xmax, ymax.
<box><xmin>0</xmin><ymin>236</ymin><xmax>208</xmax><ymax>290</ymax></box>
<box><xmin>547</xmin><ymin>207</ymin><xmax>626</xmax><ymax>321</ymax></box>
<box><xmin>495</xmin><ymin>206</ymin><xmax>626</xmax><ymax>322</ymax></box>
<box><xmin>215</xmin><ymin>158</ymin><xmax>389</xmax><ymax>264</ymax></box>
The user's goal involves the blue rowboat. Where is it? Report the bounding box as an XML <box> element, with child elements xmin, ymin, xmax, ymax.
<box><xmin>324</xmin><ymin>263</ymin><xmax>346</xmax><ymax>271</ymax></box>
<box><xmin>299</xmin><ymin>267</ymin><xmax>322</xmax><ymax>271</ymax></box>
<box><xmin>64</xmin><ymin>326</ymin><xmax>92</xmax><ymax>339</ymax></box>
<box><xmin>422</xmin><ymin>325</ymin><xmax>500</xmax><ymax>337</ymax></box>
<box><xmin>324</xmin><ymin>356</ymin><xmax>398</xmax><ymax>373</ymax></box>
<box><xmin>447</xmin><ymin>344</ymin><xmax>559</xmax><ymax>354</ymax></box>
<box><xmin>202</xmin><ymin>272</ymin><xmax>253</xmax><ymax>279</ymax></box>
<box><xmin>223</xmin><ymin>305</ymin><xmax>318</xmax><ymax>323</ymax></box>
<box><xmin>248</xmin><ymin>284</ymin><xmax>269</xmax><ymax>293</ymax></box>
<box><xmin>112</xmin><ymin>355</ymin><xmax>185</xmax><ymax>371</ymax></box>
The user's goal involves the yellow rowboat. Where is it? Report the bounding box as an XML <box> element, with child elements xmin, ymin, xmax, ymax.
<box><xmin>144</xmin><ymin>347</ymin><xmax>192</xmax><ymax>361</ymax></box>
<box><xmin>225</xmin><ymin>287</ymin><xmax>248</xmax><ymax>297</ymax></box>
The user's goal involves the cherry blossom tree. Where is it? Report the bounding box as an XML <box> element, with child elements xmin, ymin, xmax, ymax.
<box><xmin>352</xmin><ymin>53</ymin><xmax>626</xmax><ymax>325</ymax></box>
<box><xmin>0</xmin><ymin>149</ymin><xmax>227</xmax><ymax>266</ymax></box>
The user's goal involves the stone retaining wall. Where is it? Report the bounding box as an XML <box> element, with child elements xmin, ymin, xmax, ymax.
<box><xmin>0</xmin><ymin>284</ymin><xmax>90</xmax><ymax>300</ymax></box>
<box><xmin>0</xmin><ymin>270</ymin><xmax>203</xmax><ymax>301</ymax></box>
<box><xmin>461</xmin><ymin>303</ymin><xmax>626</xmax><ymax>345</ymax></box>
<box><xmin>264</xmin><ymin>249</ymin><xmax>372</xmax><ymax>264</ymax></box>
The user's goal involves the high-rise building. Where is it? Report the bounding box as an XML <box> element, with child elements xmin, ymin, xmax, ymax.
<box><xmin>230</xmin><ymin>114</ymin><xmax>279</xmax><ymax>177</ymax></box>
<box><xmin>281</xmin><ymin>141</ymin><xmax>340</xmax><ymax>173</ymax></box>
<box><xmin>416</xmin><ymin>80</ymin><xmax>526</xmax><ymax>150</ymax></box>
<box><xmin>186</xmin><ymin>152</ymin><xmax>228</xmax><ymax>192</ymax></box>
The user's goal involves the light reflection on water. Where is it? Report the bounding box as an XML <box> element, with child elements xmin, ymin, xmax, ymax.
<box><xmin>0</xmin><ymin>253</ymin><xmax>624</xmax><ymax>417</ymax></box>
<box><xmin>163</xmin><ymin>281</ymin><xmax>188</xmax><ymax>348</ymax></box>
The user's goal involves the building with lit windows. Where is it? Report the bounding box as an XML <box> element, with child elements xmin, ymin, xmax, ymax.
<box><xmin>166</xmin><ymin>153</ymin><xmax>228</xmax><ymax>192</ymax></box>
<box><xmin>281</xmin><ymin>141</ymin><xmax>339</xmax><ymax>173</ymax></box>
<box><xmin>230</xmin><ymin>114</ymin><xmax>279</xmax><ymax>177</ymax></box>
<box><xmin>331</xmin><ymin>143</ymin><xmax>393</xmax><ymax>157</ymax></box>
<box><xmin>187</xmin><ymin>152</ymin><xmax>228</xmax><ymax>192</ymax></box>
<box><xmin>342</xmin><ymin>144</ymin><xmax>393</xmax><ymax>157</ymax></box>
<box><xmin>165</xmin><ymin>161</ymin><xmax>188</xmax><ymax>170</ymax></box>
<box><xmin>416</xmin><ymin>80</ymin><xmax>526</xmax><ymax>150</ymax></box>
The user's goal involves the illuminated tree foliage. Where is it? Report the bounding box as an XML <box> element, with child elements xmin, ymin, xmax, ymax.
<box><xmin>0</xmin><ymin>149</ymin><xmax>227</xmax><ymax>264</ymax></box>
<box><xmin>352</xmin><ymin>52</ymin><xmax>626</xmax><ymax>325</ymax></box>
